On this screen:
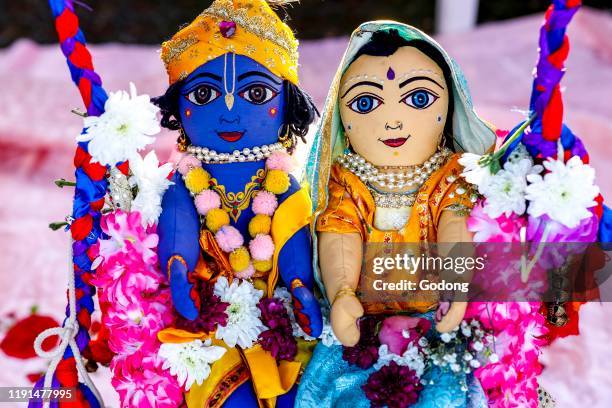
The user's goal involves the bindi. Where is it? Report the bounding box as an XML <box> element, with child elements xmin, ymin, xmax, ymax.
<box><xmin>387</xmin><ymin>67</ymin><xmax>395</xmax><ymax>80</ymax></box>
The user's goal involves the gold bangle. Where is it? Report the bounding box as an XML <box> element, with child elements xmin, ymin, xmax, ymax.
<box><xmin>332</xmin><ymin>286</ymin><xmax>356</xmax><ymax>305</ymax></box>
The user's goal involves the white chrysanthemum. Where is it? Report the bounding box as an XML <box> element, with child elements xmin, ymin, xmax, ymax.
<box><xmin>525</xmin><ymin>156</ymin><xmax>599</xmax><ymax>228</ymax></box>
<box><xmin>273</xmin><ymin>287</ymin><xmax>317</xmax><ymax>341</ymax></box>
<box><xmin>158</xmin><ymin>339</ymin><xmax>226</xmax><ymax>390</ymax></box>
<box><xmin>480</xmin><ymin>158</ymin><xmax>542</xmax><ymax>218</ymax></box>
<box><xmin>459</xmin><ymin>153</ymin><xmax>493</xmax><ymax>191</ymax></box>
<box><xmin>130</xmin><ymin>151</ymin><xmax>174</xmax><ymax>226</ymax></box>
<box><xmin>77</xmin><ymin>82</ymin><xmax>160</xmax><ymax>165</ymax></box>
<box><xmin>374</xmin><ymin>344</ymin><xmax>426</xmax><ymax>377</ymax></box>
<box><xmin>214</xmin><ymin>277</ymin><xmax>265</xmax><ymax>348</ymax></box>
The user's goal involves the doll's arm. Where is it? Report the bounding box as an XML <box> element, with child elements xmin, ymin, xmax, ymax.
<box><xmin>319</xmin><ymin>231</ymin><xmax>364</xmax><ymax>346</ymax></box>
<box><xmin>434</xmin><ymin>210</ymin><xmax>473</xmax><ymax>332</ymax></box>
<box><xmin>278</xmin><ymin>226</ymin><xmax>323</xmax><ymax>337</ymax></box>
<box><xmin>158</xmin><ymin>172</ymin><xmax>201</xmax><ymax>320</ymax></box>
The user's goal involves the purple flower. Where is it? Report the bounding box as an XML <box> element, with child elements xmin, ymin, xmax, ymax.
<box><xmin>362</xmin><ymin>361</ymin><xmax>423</xmax><ymax>408</ymax></box>
<box><xmin>174</xmin><ymin>280</ymin><xmax>228</xmax><ymax>333</ymax></box>
<box><xmin>342</xmin><ymin>316</ymin><xmax>381</xmax><ymax>369</ymax></box>
<box><xmin>258</xmin><ymin>297</ymin><xmax>297</xmax><ymax>360</ymax></box>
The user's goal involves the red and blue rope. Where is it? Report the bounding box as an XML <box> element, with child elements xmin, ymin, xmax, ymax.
<box><xmin>523</xmin><ymin>0</ymin><xmax>587</xmax><ymax>161</ymax></box>
<box><xmin>32</xmin><ymin>1</ymin><xmax>109</xmax><ymax>406</ymax></box>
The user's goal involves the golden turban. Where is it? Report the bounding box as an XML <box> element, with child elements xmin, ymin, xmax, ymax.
<box><xmin>161</xmin><ymin>0</ymin><xmax>299</xmax><ymax>85</ymax></box>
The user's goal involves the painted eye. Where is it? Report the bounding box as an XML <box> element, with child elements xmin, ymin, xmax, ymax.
<box><xmin>186</xmin><ymin>85</ymin><xmax>221</xmax><ymax>105</ymax></box>
<box><xmin>402</xmin><ymin>89</ymin><xmax>439</xmax><ymax>109</ymax></box>
<box><xmin>239</xmin><ymin>84</ymin><xmax>278</xmax><ymax>105</ymax></box>
<box><xmin>348</xmin><ymin>94</ymin><xmax>383</xmax><ymax>114</ymax></box>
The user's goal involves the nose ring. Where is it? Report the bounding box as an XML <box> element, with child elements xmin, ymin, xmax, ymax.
<box><xmin>385</xmin><ymin>120</ymin><xmax>403</xmax><ymax>131</ymax></box>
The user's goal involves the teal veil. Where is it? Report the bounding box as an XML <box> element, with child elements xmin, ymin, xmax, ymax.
<box><xmin>305</xmin><ymin>21</ymin><xmax>496</xmax><ymax>300</ymax></box>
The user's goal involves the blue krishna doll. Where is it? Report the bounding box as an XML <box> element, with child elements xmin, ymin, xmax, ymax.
<box><xmin>152</xmin><ymin>1</ymin><xmax>322</xmax><ymax>407</ymax></box>
<box><xmin>297</xmin><ymin>22</ymin><xmax>496</xmax><ymax>408</ymax></box>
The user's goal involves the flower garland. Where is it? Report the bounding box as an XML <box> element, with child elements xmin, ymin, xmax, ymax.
<box><xmin>92</xmin><ymin>210</ymin><xmax>182</xmax><ymax>407</ymax></box>
<box><xmin>340</xmin><ymin>315</ymin><xmax>495</xmax><ymax>406</ymax></box>
<box><xmin>177</xmin><ymin>150</ymin><xmax>295</xmax><ymax>279</ymax></box>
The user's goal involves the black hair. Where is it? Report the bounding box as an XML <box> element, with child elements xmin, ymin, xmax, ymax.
<box><xmin>152</xmin><ymin>78</ymin><xmax>318</xmax><ymax>152</ymax></box>
<box><xmin>352</xmin><ymin>29</ymin><xmax>456</xmax><ymax>151</ymax></box>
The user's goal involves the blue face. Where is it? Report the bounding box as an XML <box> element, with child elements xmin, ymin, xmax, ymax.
<box><xmin>178</xmin><ymin>54</ymin><xmax>286</xmax><ymax>152</ymax></box>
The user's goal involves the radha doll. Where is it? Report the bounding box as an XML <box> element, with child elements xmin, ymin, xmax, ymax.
<box><xmin>297</xmin><ymin>22</ymin><xmax>496</xmax><ymax>407</ymax></box>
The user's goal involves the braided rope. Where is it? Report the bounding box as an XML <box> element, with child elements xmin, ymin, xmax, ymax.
<box><xmin>524</xmin><ymin>0</ymin><xmax>583</xmax><ymax>160</ymax></box>
<box><xmin>32</xmin><ymin>1</ymin><xmax>110</xmax><ymax>406</ymax></box>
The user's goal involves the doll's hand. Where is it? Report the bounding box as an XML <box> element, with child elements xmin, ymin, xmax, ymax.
<box><xmin>330</xmin><ymin>292</ymin><xmax>364</xmax><ymax>347</ymax></box>
<box><xmin>291</xmin><ymin>280</ymin><xmax>323</xmax><ymax>337</ymax></box>
<box><xmin>169</xmin><ymin>257</ymin><xmax>199</xmax><ymax>320</ymax></box>
<box><xmin>435</xmin><ymin>301</ymin><xmax>467</xmax><ymax>333</ymax></box>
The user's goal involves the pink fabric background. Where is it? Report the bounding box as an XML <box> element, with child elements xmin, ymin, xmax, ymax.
<box><xmin>0</xmin><ymin>8</ymin><xmax>610</xmax><ymax>407</ymax></box>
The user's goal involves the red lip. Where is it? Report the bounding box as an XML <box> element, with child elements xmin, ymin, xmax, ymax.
<box><xmin>381</xmin><ymin>137</ymin><xmax>409</xmax><ymax>148</ymax></box>
<box><xmin>217</xmin><ymin>131</ymin><xmax>244</xmax><ymax>142</ymax></box>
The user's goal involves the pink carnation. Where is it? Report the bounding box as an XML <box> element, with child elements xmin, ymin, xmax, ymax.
<box><xmin>266</xmin><ymin>151</ymin><xmax>295</xmax><ymax>172</ymax></box>
<box><xmin>252</xmin><ymin>191</ymin><xmax>278</xmax><ymax>216</ymax></box>
<box><xmin>112</xmin><ymin>353</ymin><xmax>182</xmax><ymax>408</ymax></box>
<box><xmin>215</xmin><ymin>225</ymin><xmax>244</xmax><ymax>253</ymax></box>
<box><xmin>177</xmin><ymin>154</ymin><xmax>202</xmax><ymax>176</ymax></box>
<box><xmin>99</xmin><ymin>210</ymin><xmax>159</xmax><ymax>263</ymax></box>
<box><xmin>467</xmin><ymin>200</ymin><xmax>525</xmax><ymax>243</ymax></box>
<box><xmin>195</xmin><ymin>190</ymin><xmax>221</xmax><ymax>215</ymax></box>
<box><xmin>234</xmin><ymin>263</ymin><xmax>255</xmax><ymax>279</ymax></box>
<box><xmin>249</xmin><ymin>234</ymin><xmax>275</xmax><ymax>261</ymax></box>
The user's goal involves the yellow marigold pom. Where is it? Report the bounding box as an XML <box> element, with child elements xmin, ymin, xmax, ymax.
<box><xmin>229</xmin><ymin>247</ymin><xmax>250</xmax><ymax>272</ymax></box>
<box><xmin>205</xmin><ymin>208</ymin><xmax>230</xmax><ymax>232</ymax></box>
<box><xmin>253</xmin><ymin>259</ymin><xmax>273</xmax><ymax>273</ymax></box>
<box><xmin>264</xmin><ymin>169</ymin><xmax>290</xmax><ymax>195</ymax></box>
<box><xmin>184</xmin><ymin>167</ymin><xmax>210</xmax><ymax>194</ymax></box>
<box><xmin>248</xmin><ymin>214</ymin><xmax>272</xmax><ymax>237</ymax></box>
<box><xmin>252</xmin><ymin>278</ymin><xmax>268</xmax><ymax>292</ymax></box>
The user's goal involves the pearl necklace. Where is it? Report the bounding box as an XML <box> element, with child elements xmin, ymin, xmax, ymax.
<box><xmin>186</xmin><ymin>142</ymin><xmax>285</xmax><ymax>164</ymax></box>
<box><xmin>337</xmin><ymin>148</ymin><xmax>451</xmax><ymax>190</ymax></box>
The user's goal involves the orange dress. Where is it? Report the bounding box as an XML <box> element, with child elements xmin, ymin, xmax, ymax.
<box><xmin>316</xmin><ymin>153</ymin><xmax>476</xmax><ymax>314</ymax></box>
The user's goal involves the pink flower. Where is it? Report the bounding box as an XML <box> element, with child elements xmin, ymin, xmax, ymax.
<box><xmin>466</xmin><ymin>302</ymin><xmax>547</xmax><ymax>408</ymax></box>
<box><xmin>111</xmin><ymin>353</ymin><xmax>182</xmax><ymax>408</ymax></box>
<box><xmin>467</xmin><ymin>200</ymin><xmax>525</xmax><ymax>243</ymax></box>
<box><xmin>93</xmin><ymin>255</ymin><xmax>162</xmax><ymax>305</ymax></box>
<box><xmin>249</xmin><ymin>234</ymin><xmax>275</xmax><ymax>261</ymax></box>
<box><xmin>252</xmin><ymin>191</ymin><xmax>278</xmax><ymax>216</ymax></box>
<box><xmin>266</xmin><ymin>151</ymin><xmax>294</xmax><ymax>172</ymax></box>
<box><xmin>99</xmin><ymin>210</ymin><xmax>159</xmax><ymax>264</ymax></box>
<box><xmin>195</xmin><ymin>190</ymin><xmax>221</xmax><ymax>215</ymax></box>
<box><xmin>177</xmin><ymin>154</ymin><xmax>202</xmax><ymax>176</ymax></box>
<box><xmin>105</xmin><ymin>300</ymin><xmax>171</xmax><ymax>355</ymax></box>
<box><xmin>215</xmin><ymin>225</ymin><xmax>244</xmax><ymax>253</ymax></box>
<box><xmin>378</xmin><ymin>316</ymin><xmax>431</xmax><ymax>355</ymax></box>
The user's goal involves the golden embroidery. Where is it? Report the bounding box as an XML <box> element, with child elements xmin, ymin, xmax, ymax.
<box><xmin>210</xmin><ymin>169</ymin><xmax>265</xmax><ymax>222</ymax></box>
<box><xmin>201</xmin><ymin>0</ymin><xmax>299</xmax><ymax>60</ymax></box>
<box><xmin>206</xmin><ymin>363</ymin><xmax>249</xmax><ymax>408</ymax></box>
<box><xmin>161</xmin><ymin>34</ymin><xmax>199</xmax><ymax>65</ymax></box>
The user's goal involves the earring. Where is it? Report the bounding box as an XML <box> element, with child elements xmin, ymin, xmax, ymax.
<box><xmin>177</xmin><ymin>128</ymin><xmax>189</xmax><ymax>152</ymax></box>
<box><xmin>278</xmin><ymin>125</ymin><xmax>295</xmax><ymax>151</ymax></box>
<box><xmin>437</xmin><ymin>133</ymin><xmax>446</xmax><ymax>151</ymax></box>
